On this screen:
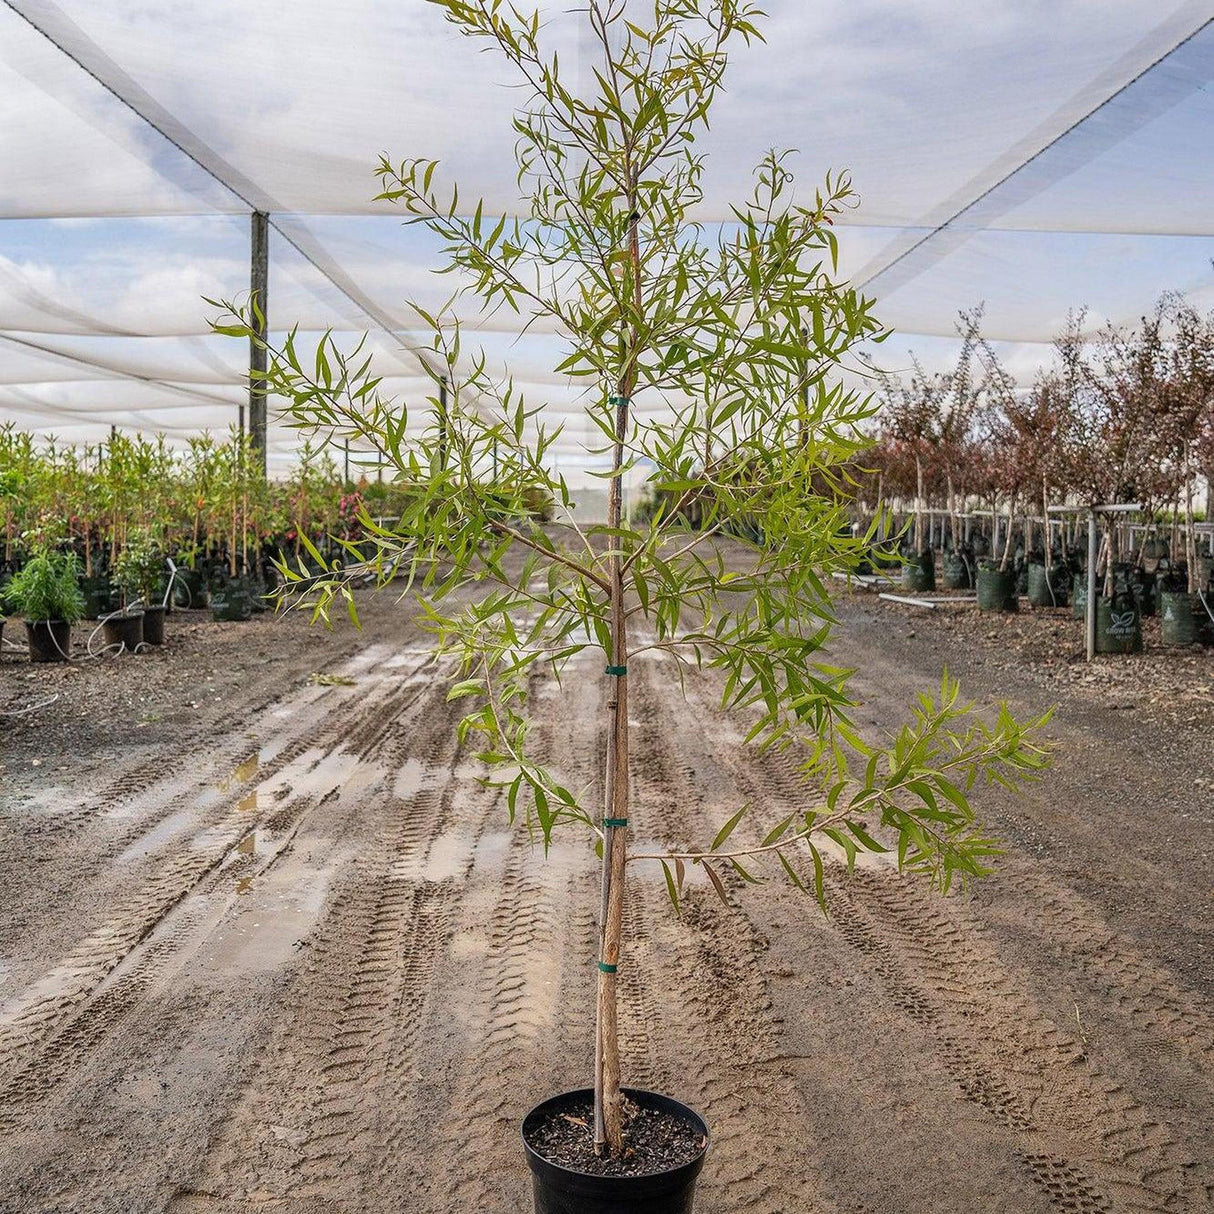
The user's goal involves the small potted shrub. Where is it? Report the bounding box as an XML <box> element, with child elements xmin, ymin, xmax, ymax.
<box><xmin>112</xmin><ymin>527</ymin><xmax>167</xmax><ymax>648</ymax></box>
<box><xmin>3</xmin><ymin>548</ymin><xmax>85</xmax><ymax>662</ymax></box>
<box><xmin>218</xmin><ymin>2</ymin><xmax>1051</xmax><ymax>1208</ymax></box>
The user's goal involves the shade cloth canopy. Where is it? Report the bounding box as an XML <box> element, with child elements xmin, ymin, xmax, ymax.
<box><xmin>1</xmin><ymin>0</ymin><xmax>1211</xmax><ymax>475</ymax></box>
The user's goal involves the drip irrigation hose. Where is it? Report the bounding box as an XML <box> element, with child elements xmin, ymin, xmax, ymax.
<box><xmin>0</xmin><ymin>693</ymin><xmax>60</xmax><ymax>717</ymax></box>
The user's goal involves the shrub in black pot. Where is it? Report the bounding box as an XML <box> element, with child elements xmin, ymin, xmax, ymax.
<box><xmin>3</xmin><ymin>548</ymin><xmax>85</xmax><ymax>663</ymax></box>
<box><xmin>112</xmin><ymin>527</ymin><xmax>167</xmax><ymax>651</ymax></box>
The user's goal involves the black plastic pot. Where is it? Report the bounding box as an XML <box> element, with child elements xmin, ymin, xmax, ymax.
<box><xmin>1159</xmin><ymin>590</ymin><xmax>1200</xmax><ymax>647</ymax></box>
<box><xmin>1095</xmin><ymin>595</ymin><xmax>1142</xmax><ymax>655</ymax></box>
<box><xmin>141</xmin><ymin>604</ymin><xmax>167</xmax><ymax>646</ymax></box>
<box><xmin>976</xmin><ymin>566</ymin><xmax>1017</xmax><ymax>613</ymax></box>
<box><xmin>522</xmin><ymin>1089</ymin><xmax>709</xmax><ymax>1214</ymax></box>
<box><xmin>102</xmin><ymin>611</ymin><xmax>144</xmax><ymax>654</ymax></box>
<box><xmin>26</xmin><ymin>619</ymin><xmax>72</xmax><ymax>663</ymax></box>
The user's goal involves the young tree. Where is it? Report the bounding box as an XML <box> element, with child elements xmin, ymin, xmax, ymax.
<box><xmin>216</xmin><ymin>0</ymin><xmax>1049</xmax><ymax>1165</ymax></box>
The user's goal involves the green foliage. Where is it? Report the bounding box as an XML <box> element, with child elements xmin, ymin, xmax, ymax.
<box><xmin>213</xmin><ymin>0</ymin><xmax>1050</xmax><ymax>913</ymax></box>
<box><xmin>112</xmin><ymin>527</ymin><xmax>165</xmax><ymax>606</ymax></box>
<box><xmin>4</xmin><ymin>548</ymin><xmax>86</xmax><ymax>623</ymax></box>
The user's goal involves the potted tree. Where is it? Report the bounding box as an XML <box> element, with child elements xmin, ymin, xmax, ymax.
<box><xmin>217</xmin><ymin>1</ymin><xmax>1050</xmax><ymax>1208</ymax></box>
<box><xmin>112</xmin><ymin>526</ymin><xmax>167</xmax><ymax>648</ymax></box>
<box><xmin>3</xmin><ymin>547</ymin><xmax>85</xmax><ymax>662</ymax></box>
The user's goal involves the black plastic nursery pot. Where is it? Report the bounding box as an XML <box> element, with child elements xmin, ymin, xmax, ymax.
<box><xmin>522</xmin><ymin>1089</ymin><xmax>709</xmax><ymax>1214</ymax></box>
<box><xmin>141</xmin><ymin>605</ymin><xmax>167</xmax><ymax>646</ymax></box>
<box><xmin>1159</xmin><ymin>590</ymin><xmax>1201</xmax><ymax>647</ymax></box>
<box><xmin>901</xmin><ymin>550</ymin><xmax>936</xmax><ymax>593</ymax></box>
<box><xmin>101</xmin><ymin>611</ymin><xmax>144</xmax><ymax>654</ymax></box>
<box><xmin>25</xmin><ymin>619</ymin><xmax>72</xmax><ymax>663</ymax></box>
<box><xmin>976</xmin><ymin>566</ymin><xmax>1017</xmax><ymax>613</ymax></box>
<box><xmin>1026</xmin><ymin>563</ymin><xmax>1068</xmax><ymax>608</ymax></box>
<box><xmin>1095</xmin><ymin>596</ymin><xmax>1143</xmax><ymax>655</ymax></box>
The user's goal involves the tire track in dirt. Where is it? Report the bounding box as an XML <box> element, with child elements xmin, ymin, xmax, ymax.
<box><xmin>626</xmin><ymin>656</ymin><xmax>833</xmax><ymax>1214</ymax></box>
<box><xmin>169</xmin><ymin>670</ymin><xmax>488</xmax><ymax>1211</ymax></box>
<box><xmin>676</xmin><ymin>670</ymin><xmax>1211</xmax><ymax>1214</ymax></box>
<box><xmin>0</xmin><ymin>653</ymin><xmax>437</xmax><ymax>1115</ymax></box>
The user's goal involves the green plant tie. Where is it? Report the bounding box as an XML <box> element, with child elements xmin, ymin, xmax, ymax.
<box><xmin>603</xmin><ymin>817</ymin><xmax>628</xmax><ymax>828</ymax></box>
<box><xmin>608</xmin><ymin>395</ymin><xmax>629</xmax><ymax>407</ymax></box>
<box><xmin>605</xmin><ymin>665</ymin><xmax>627</xmax><ymax>676</ymax></box>
<box><xmin>597</xmin><ymin>961</ymin><xmax>618</xmax><ymax>974</ymax></box>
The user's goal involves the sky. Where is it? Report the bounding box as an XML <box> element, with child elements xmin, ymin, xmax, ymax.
<box><xmin>0</xmin><ymin>0</ymin><xmax>1211</xmax><ymax>474</ymax></box>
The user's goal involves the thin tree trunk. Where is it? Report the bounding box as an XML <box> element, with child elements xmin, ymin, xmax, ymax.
<box><xmin>595</xmin><ymin>176</ymin><xmax>642</xmax><ymax>1159</ymax></box>
<box><xmin>914</xmin><ymin>453</ymin><xmax>924</xmax><ymax>552</ymax></box>
<box><xmin>1184</xmin><ymin>442</ymin><xmax>1198</xmax><ymax>594</ymax></box>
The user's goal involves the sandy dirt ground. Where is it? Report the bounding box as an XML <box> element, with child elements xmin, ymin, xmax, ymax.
<box><xmin>0</xmin><ymin>574</ymin><xmax>1211</xmax><ymax>1214</ymax></box>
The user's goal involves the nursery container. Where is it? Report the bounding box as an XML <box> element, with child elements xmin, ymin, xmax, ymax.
<box><xmin>1095</xmin><ymin>596</ymin><xmax>1142</xmax><ymax>655</ymax></box>
<box><xmin>141</xmin><ymin>604</ymin><xmax>167</xmax><ymax>646</ymax></box>
<box><xmin>1026</xmin><ymin>564</ymin><xmax>1068</xmax><ymax>608</ymax></box>
<box><xmin>1072</xmin><ymin>574</ymin><xmax>1089</xmax><ymax>621</ymax></box>
<box><xmin>522</xmin><ymin>1089</ymin><xmax>709</xmax><ymax>1214</ymax></box>
<box><xmin>942</xmin><ymin>551</ymin><xmax>972</xmax><ymax>590</ymax></box>
<box><xmin>173</xmin><ymin>568</ymin><xmax>208</xmax><ymax>610</ymax></box>
<box><xmin>976</xmin><ymin>566</ymin><xmax>1017</xmax><ymax>613</ymax></box>
<box><xmin>25</xmin><ymin>619</ymin><xmax>72</xmax><ymax>663</ymax></box>
<box><xmin>1129</xmin><ymin>568</ymin><xmax>1156</xmax><ymax>618</ymax></box>
<box><xmin>901</xmin><ymin>551</ymin><xmax>935</xmax><ymax>593</ymax></box>
<box><xmin>101</xmin><ymin>611</ymin><xmax>143</xmax><ymax>654</ymax></box>
<box><xmin>210</xmin><ymin>580</ymin><xmax>256</xmax><ymax>622</ymax></box>
<box><xmin>1159</xmin><ymin>591</ymin><xmax>1201</xmax><ymax>647</ymax></box>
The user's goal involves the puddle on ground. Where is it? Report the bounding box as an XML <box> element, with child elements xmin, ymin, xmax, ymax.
<box><xmin>235</xmin><ymin>876</ymin><xmax>253</xmax><ymax>895</ymax></box>
<box><xmin>237</xmin><ymin>790</ymin><xmax>258</xmax><ymax>813</ymax></box>
<box><xmin>236</xmin><ymin>832</ymin><xmax>256</xmax><ymax>856</ymax></box>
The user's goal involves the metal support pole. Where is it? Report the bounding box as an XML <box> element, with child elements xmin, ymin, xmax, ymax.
<box><xmin>1086</xmin><ymin>510</ymin><xmax>1098</xmax><ymax>663</ymax></box>
<box><xmin>249</xmin><ymin>210</ymin><xmax>269</xmax><ymax>477</ymax></box>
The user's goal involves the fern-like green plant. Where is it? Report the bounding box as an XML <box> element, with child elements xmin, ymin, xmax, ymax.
<box><xmin>4</xmin><ymin>549</ymin><xmax>85</xmax><ymax>623</ymax></box>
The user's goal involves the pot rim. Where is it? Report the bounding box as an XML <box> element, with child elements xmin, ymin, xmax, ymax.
<box><xmin>521</xmin><ymin>1087</ymin><xmax>709</xmax><ymax>1188</ymax></box>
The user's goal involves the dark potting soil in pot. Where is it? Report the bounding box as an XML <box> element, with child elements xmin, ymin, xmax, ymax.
<box><xmin>524</xmin><ymin>1097</ymin><xmax>706</xmax><ymax>1179</ymax></box>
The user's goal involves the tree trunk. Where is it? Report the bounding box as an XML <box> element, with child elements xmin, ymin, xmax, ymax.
<box><xmin>914</xmin><ymin>453</ymin><xmax>924</xmax><ymax>552</ymax></box>
<box><xmin>1184</xmin><ymin>442</ymin><xmax>1198</xmax><ymax>594</ymax></box>
<box><xmin>595</xmin><ymin>177</ymin><xmax>642</xmax><ymax>1159</ymax></box>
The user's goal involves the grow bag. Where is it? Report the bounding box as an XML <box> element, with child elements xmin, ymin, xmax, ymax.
<box><xmin>101</xmin><ymin>611</ymin><xmax>143</xmax><ymax>654</ymax></box>
<box><xmin>1159</xmin><ymin>591</ymin><xmax>1201</xmax><ymax>647</ymax></box>
<box><xmin>1072</xmin><ymin>574</ymin><xmax>1090</xmax><ymax>621</ymax></box>
<box><xmin>523</xmin><ymin>1089</ymin><xmax>709</xmax><ymax>1214</ymax></box>
<box><xmin>976</xmin><ymin>566</ymin><xmax>1017</xmax><ymax>613</ymax></box>
<box><xmin>1095</xmin><ymin>596</ymin><xmax>1142</xmax><ymax>655</ymax></box>
<box><xmin>1026</xmin><ymin>564</ymin><xmax>1068</xmax><ymax>608</ymax></box>
<box><xmin>173</xmin><ymin>568</ymin><xmax>208</xmax><ymax>609</ymax></box>
<box><xmin>80</xmin><ymin>576</ymin><xmax>113</xmax><ymax>619</ymax></box>
<box><xmin>210</xmin><ymin>581</ymin><xmax>255</xmax><ymax>622</ymax></box>
<box><xmin>26</xmin><ymin>619</ymin><xmax>72</xmax><ymax>663</ymax></box>
<box><xmin>141</xmin><ymin>605</ymin><xmax>167</xmax><ymax>646</ymax></box>
<box><xmin>942</xmin><ymin>551</ymin><xmax>972</xmax><ymax>590</ymax></box>
<box><xmin>1130</xmin><ymin>568</ymin><xmax>1156</xmax><ymax>618</ymax></box>
<box><xmin>901</xmin><ymin>551</ymin><xmax>935</xmax><ymax>593</ymax></box>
